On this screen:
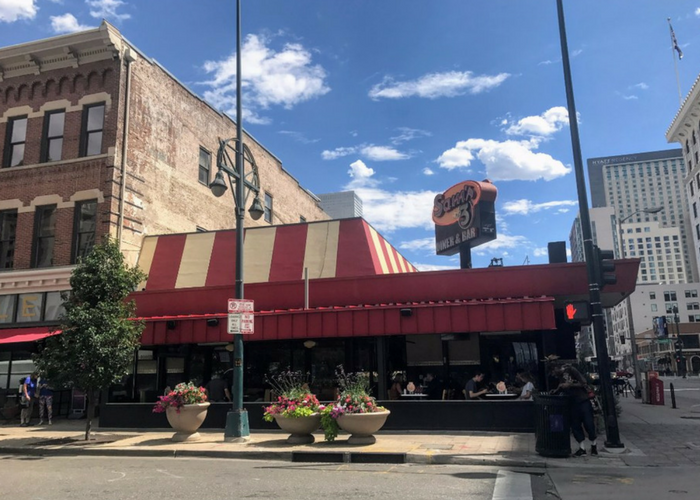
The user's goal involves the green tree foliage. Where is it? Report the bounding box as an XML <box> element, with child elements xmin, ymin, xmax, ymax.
<box><xmin>34</xmin><ymin>238</ymin><xmax>146</xmax><ymax>440</ymax></box>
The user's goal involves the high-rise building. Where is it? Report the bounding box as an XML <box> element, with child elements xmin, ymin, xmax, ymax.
<box><xmin>587</xmin><ymin>149</ymin><xmax>695</xmax><ymax>283</ymax></box>
<box><xmin>317</xmin><ymin>191</ymin><xmax>363</xmax><ymax>219</ymax></box>
<box><xmin>667</xmin><ymin>76</ymin><xmax>700</xmax><ymax>282</ymax></box>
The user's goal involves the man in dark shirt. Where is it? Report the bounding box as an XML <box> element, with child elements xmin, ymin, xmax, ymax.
<box><xmin>205</xmin><ymin>373</ymin><xmax>231</xmax><ymax>402</ymax></box>
<box><xmin>424</xmin><ymin>373</ymin><xmax>442</xmax><ymax>400</ymax></box>
<box><xmin>465</xmin><ymin>371</ymin><xmax>488</xmax><ymax>400</ymax></box>
<box><xmin>551</xmin><ymin>364</ymin><xmax>597</xmax><ymax>457</ymax></box>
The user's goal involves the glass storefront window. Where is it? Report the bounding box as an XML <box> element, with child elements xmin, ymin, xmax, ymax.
<box><xmin>16</xmin><ymin>293</ymin><xmax>44</xmax><ymax>323</ymax></box>
<box><xmin>0</xmin><ymin>352</ymin><xmax>10</xmax><ymax>390</ymax></box>
<box><xmin>0</xmin><ymin>295</ymin><xmax>16</xmax><ymax>324</ymax></box>
<box><xmin>44</xmin><ymin>291</ymin><xmax>65</xmax><ymax>321</ymax></box>
<box><xmin>8</xmin><ymin>356</ymin><xmax>34</xmax><ymax>391</ymax></box>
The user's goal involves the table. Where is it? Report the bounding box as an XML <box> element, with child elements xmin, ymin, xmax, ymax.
<box><xmin>484</xmin><ymin>393</ymin><xmax>519</xmax><ymax>400</ymax></box>
<box><xmin>400</xmin><ymin>393</ymin><xmax>428</xmax><ymax>400</ymax></box>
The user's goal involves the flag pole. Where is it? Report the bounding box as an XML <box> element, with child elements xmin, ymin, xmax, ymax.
<box><xmin>668</xmin><ymin>17</ymin><xmax>682</xmax><ymax>106</ymax></box>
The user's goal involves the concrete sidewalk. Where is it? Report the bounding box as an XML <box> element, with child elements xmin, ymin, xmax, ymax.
<box><xmin>0</xmin><ymin>417</ymin><xmax>629</xmax><ymax>469</ymax></box>
<box><xmin>1</xmin><ymin>389</ymin><xmax>697</xmax><ymax>468</ymax></box>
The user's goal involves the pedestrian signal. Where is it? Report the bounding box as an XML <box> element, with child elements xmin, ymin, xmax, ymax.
<box><xmin>563</xmin><ymin>301</ymin><xmax>591</xmax><ymax>324</ymax></box>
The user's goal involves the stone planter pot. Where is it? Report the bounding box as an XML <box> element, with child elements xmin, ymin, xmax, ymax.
<box><xmin>166</xmin><ymin>402</ymin><xmax>210</xmax><ymax>442</ymax></box>
<box><xmin>274</xmin><ymin>413</ymin><xmax>321</xmax><ymax>444</ymax></box>
<box><xmin>337</xmin><ymin>410</ymin><xmax>390</xmax><ymax>445</ymax></box>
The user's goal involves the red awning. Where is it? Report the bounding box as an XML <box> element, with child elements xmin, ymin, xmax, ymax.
<box><xmin>0</xmin><ymin>327</ymin><xmax>60</xmax><ymax>344</ymax></box>
<box><xmin>138</xmin><ymin>297</ymin><xmax>556</xmax><ymax>346</ymax></box>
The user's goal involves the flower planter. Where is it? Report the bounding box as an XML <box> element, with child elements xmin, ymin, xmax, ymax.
<box><xmin>274</xmin><ymin>413</ymin><xmax>321</xmax><ymax>444</ymax></box>
<box><xmin>337</xmin><ymin>410</ymin><xmax>390</xmax><ymax>445</ymax></box>
<box><xmin>165</xmin><ymin>402</ymin><xmax>210</xmax><ymax>442</ymax></box>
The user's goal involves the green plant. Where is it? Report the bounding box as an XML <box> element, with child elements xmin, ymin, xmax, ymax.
<box><xmin>153</xmin><ymin>382</ymin><xmax>208</xmax><ymax>413</ymax></box>
<box><xmin>33</xmin><ymin>238</ymin><xmax>146</xmax><ymax>440</ymax></box>
<box><xmin>263</xmin><ymin>371</ymin><xmax>320</xmax><ymax>422</ymax></box>
<box><xmin>319</xmin><ymin>365</ymin><xmax>386</xmax><ymax>442</ymax></box>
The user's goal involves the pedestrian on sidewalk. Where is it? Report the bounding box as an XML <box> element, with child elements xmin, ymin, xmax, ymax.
<box><xmin>37</xmin><ymin>377</ymin><xmax>53</xmax><ymax>425</ymax></box>
<box><xmin>551</xmin><ymin>364</ymin><xmax>598</xmax><ymax>457</ymax></box>
<box><xmin>20</xmin><ymin>373</ymin><xmax>38</xmax><ymax>427</ymax></box>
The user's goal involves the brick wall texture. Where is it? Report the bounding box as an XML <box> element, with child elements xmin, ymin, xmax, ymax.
<box><xmin>0</xmin><ymin>41</ymin><xmax>328</xmax><ymax>270</ymax></box>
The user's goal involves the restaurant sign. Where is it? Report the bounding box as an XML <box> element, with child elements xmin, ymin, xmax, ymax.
<box><xmin>433</xmin><ymin>180</ymin><xmax>497</xmax><ymax>256</ymax></box>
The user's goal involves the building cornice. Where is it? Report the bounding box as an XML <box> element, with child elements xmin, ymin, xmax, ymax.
<box><xmin>0</xmin><ymin>266</ymin><xmax>75</xmax><ymax>294</ymax></box>
<box><xmin>0</xmin><ymin>21</ymin><xmax>124</xmax><ymax>82</ymax></box>
<box><xmin>667</xmin><ymin>72</ymin><xmax>700</xmax><ymax>143</ymax></box>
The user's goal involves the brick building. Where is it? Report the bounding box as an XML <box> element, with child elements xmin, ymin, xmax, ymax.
<box><xmin>0</xmin><ymin>22</ymin><xmax>327</xmax><ymax>390</ymax></box>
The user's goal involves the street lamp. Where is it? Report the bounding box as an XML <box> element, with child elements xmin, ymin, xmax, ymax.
<box><xmin>208</xmin><ymin>0</ymin><xmax>263</xmax><ymax>441</ymax></box>
<box><xmin>616</xmin><ymin>206</ymin><xmax>663</xmax><ymax>398</ymax></box>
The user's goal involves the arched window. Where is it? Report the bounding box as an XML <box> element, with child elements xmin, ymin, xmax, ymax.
<box><xmin>694</xmin><ymin>130</ymin><xmax>697</xmax><ymax>145</ymax></box>
<box><xmin>686</xmin><ymin>140</ymin><xmax>690</xmax><ymax>153</ymax></box>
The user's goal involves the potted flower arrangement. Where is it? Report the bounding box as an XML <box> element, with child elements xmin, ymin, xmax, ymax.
<box><xmin>263</xmin><ymin>371</ymin><xmax>321</xmax><ymax>444</ymax></box>
<box><xmin>153</xmin><ymin>382</ymin><xmax>209</xmax><ymax>442</ymax></box>
<box><xmin>320</xmin><ymin>366</ymin><xmax>390</xmax><ymax>445</ymax></box>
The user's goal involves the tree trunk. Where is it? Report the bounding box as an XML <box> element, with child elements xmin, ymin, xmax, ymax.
<box><xmin>84</xmin><ymin>388</ymin><xmax>97</xmax><ymax>441</ymax></box>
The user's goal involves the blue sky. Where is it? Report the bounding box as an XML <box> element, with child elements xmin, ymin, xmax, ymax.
<box><xmin>1</xmin><ymin>1</ymin><xmax>699</xmax><ymax>270</ymax></box>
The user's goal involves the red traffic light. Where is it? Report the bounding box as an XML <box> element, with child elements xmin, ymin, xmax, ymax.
<box><xmin>563</xmin><ymin>301</ymin><xmax>591</xmax><ymax>324</ymax></box>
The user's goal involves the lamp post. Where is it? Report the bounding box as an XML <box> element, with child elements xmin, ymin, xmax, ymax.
<box><xmin>672</xmin><ymin>305</ymin><xmax>686</xmax><ymax>378</ymax></box>
<box><xmin>556</xmin><ymin>0</ymin><xmax>622</xmax><ymax>448</ymax></box>
<box><xmin>616</xmin><ymin>206</ymin><xmax>663</xmax><ymax>398</ymax></box>
<box><xmin>209</xmin><ymin>0</ymin><xmax>265</xmax><ymax>441</ymax></box>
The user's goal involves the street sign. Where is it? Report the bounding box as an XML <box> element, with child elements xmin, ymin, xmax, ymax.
<box><xmin>227</xmin><ymin>299</ymin><xmax>254</xmax><ymax>335</ymax></box>
<box><xmin>228</xmin><ymin>298</ymin><xmax>254</xmax><ymax>313</ymax></box>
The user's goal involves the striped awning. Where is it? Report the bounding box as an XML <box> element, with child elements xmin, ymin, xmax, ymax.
<box><xmin>136</xmin><ymin>218</ymin><xmax>417</xmax><ymax>291</ymax></box>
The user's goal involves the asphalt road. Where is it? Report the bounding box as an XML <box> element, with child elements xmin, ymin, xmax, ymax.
<box><xmin>548</xmin><ymin>465</ymin><xmax>698</xmax><ymax>500</ymax></box>
<box><xmin>660</xmin><ymin>376</ymin><xmax>700</xmax><ymax>409</ymax></box>
<box><xmin>0</xmin><ymin>456</ymin><xmax>552</xmax><ymax>500</ymax></box>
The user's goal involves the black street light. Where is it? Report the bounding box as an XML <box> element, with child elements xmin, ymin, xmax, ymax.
<box><xmin>557</xmin><ymin>0</ymin><xmax>623</xmax><ymax>448</ymax></box>
<box><xmin>616</xmin><ymin>206</ymin><xmax>664</xmax><ymax>398</ymax></box>
<box><xmin>208</xmin><ymin>0</ymin><xmax>263</xmax><ymax>441</ymax></box>
<box><xmin>672</xmin><ymin>306</ymin><xmax>686</xmax><ymax>378</ymax></box>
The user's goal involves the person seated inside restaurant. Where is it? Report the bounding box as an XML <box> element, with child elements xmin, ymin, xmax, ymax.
<box><xmin>516</xmin><ymin>370</ymin><xmax>535</xmax><ymax>400</ymax></box>
<box><xmin>465</xmin><ymin>371</ymin><xmax>488</xmax><ymax>400</ymax></box>
<box><xmin>388</xmin><ymin>377</ymin><xmax>403</xmax><ymax>400</ymax></box>
<box><xmin>423</xmin><ymin>373</ymin><xmax>443</xmax><ymax>400</ymax></box>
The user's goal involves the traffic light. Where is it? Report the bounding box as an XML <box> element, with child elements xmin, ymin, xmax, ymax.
<box><xmin>563</xmin><ymin>301</ymin><xmax>591</xmax><ymax>324</ymax></box>
<box><xmin>594</xmin><ymin>245</ymin><xmax>617</xmax><ymax>289</ymax></box>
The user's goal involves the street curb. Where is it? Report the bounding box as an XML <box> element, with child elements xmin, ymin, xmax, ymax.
<box><xmin>0</xmin><ymin>445</ymin><xmax>551</xmax><ymax>468</ymax></box>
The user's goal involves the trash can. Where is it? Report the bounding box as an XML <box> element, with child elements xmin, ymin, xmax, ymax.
<box><xmin>534</xmin><ymin>393</ymin><xmax>571</xmax><ymax>458</ymax></box>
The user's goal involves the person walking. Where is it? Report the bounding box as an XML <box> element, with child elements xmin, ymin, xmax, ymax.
<box><xmin>20</xmin><ymin>373</ymin><xmax>38</xmax><ymax>427</ymax></box>
<box><xmin>551</xmin><ymin>364</ymin><xmax>598</xmax><ymax>457</ymax></box>
<box><xmin>37</xmin><ymin>377</ymin><xmax>53</xmax><ymax>425</ymax></box>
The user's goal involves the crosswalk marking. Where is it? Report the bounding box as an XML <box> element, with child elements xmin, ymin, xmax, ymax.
<box><xmin>491</xmin><ymin>470</ymin><xmax>532</xmax><ymax>500</ymax></box>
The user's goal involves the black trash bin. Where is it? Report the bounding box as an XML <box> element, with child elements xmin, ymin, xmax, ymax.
<box><xmin>534</xmin><ymin>393</ymin><xmax>571</xmax><ymax>458</ymax></box>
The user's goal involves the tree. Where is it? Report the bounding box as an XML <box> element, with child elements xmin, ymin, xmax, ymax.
<box><xmin>34</xmin><ymin>238</ymin><xmax>146</xmax><ymax>440</ymax></box>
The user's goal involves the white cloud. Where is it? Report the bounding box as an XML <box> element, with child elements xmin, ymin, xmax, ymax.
<box><xmin>390</xmin><ymin>127</ymin><xmax>431</xmax><ymax>145</ymax></box>
<box><xmin>622</xmin><ymin>94</ymin><xmax>638</xmax><ymax>100</ymax></box>
<box><xmin>435</xmin><ymin>146</ymin><xmax>474</xmax><ymax>169</ymax></box>
<box><xmin>571</xmin><ymin>49</ymin><xmax>583</xmax><ymax>57</ymax></box>
<box><xmin>473</xmin><ymin>234</ymin><xmax>530</xmax><ymax>256</ymax></box>
<box><xmin>398</xmin><ymin>238</ymin><xmax>434</xmax><ymax>252</ymax></box>
<box><xmin>321</xmin><ymin>147</ymin><xmax>356</xmax><ymax>160</ymax></box>
<box><xmin>347</xmin><ymin>159</ymin><xmax>375</xmax><ymax>183</ymax></box>
<box><xmin>533</xmin><ymin>247</ymin><xmax>548</xmax><ymax>257</ymax></box>
<box><xmin>436</xmin><ymin>138</ymin><xmax>571</xmax><ymax>181</ymax></box>
<box><xmin>322</xmin><ymin>143</ymin><xmax>409</xmax><ymax>161</ymax></box>
<box><xmin>368</xmin><ymin>70</ymin><xmax>510</xmax><ymax>100</ymax></box>
<box><xmin>50</xmin><ymin>13</ymin><xmax>92</xmax><ymax>33</ymax></box>
<box><xmin>422</xmin><ymin>167</ymin><xmax>434</xmax><ymax>176</ymax></box>
<box><xmin>505</xmin><ymin>106</ymin><xmax>569</xmax><ymax>136</ymax></box>
<box><xmin>696</xmin><ymin>7</ymin><xmax>700</xmax><ymax>16</ymax></box>
<box><xmin>502</xmin><ymin>199</ymin><xmax>578</xmax><ymax>215</ymax></box>
<box><xmin>631</xmin><ymin>82</ymin><xmax>649</xmax><ymax>90</ymax></box>
<box><xmin>538</xmin><ymin>59</ymin><xmax>558</xmax><ymax>66</ymax></box>
<box><xmin>361</xmin><ymin>145</ymin><xmax>409</xmax><ymax>161</ymax></box>
<box><xmin>87</xmin><ymin>0</ymin><xmax>130</xmax><ymax>21</ymax></box>
<box><xmin>343</xmin><ymin>160</ymin><xmax>438</xmax><ymax>232</ymax></box>
<box><xmin>0</xmin><ymin>0</ymin><xmax>36</xmax><ymax>22</ymax></box>
<box><xmin>413</xmin><ymin>263</ymin><xmax>458</xmax><ymax>272</ymax></box>
<box><xmin>278</xmin><ymin>130</ymin><xmax>319</xmax><ymax>144</ymax></box>
<box><xmin>201</xmin><ymin>34</ymin><xmax>330</xmax><ymax>124</ymax></box>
